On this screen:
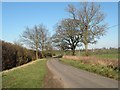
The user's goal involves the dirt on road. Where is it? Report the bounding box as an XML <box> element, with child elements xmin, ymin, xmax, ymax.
<box><xmin>43</xmin><ymin>64</ymin><xmax>63</xmax><ymax>88</ymax></box>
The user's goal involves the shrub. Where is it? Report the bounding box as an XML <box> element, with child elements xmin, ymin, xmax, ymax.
<box><xmin>2</xmin><ymin>41</ymin><xmax>36</xmax><ymax>70</ymax></box>
<box><xmin>44</xmin><ymin>52</ymin><xmax>52</xmax><ymax>57</ymax></box>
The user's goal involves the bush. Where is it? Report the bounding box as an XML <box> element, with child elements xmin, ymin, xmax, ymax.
<box><xmin>2</xmin><ymin>41</ymin><xmax>36</xmax><ymax>70</ymax></box>
<box><xmin>44</xmin><ymin>53</ymin><xmax>52</xmax><ymax>57</ymax></box>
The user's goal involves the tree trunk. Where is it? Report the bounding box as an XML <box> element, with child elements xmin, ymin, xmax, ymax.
<box><xmin>36</xmin><ymin>48</ymin><xmax>38</xmax><ymax>60</ymax></box>
<box><xmin>42</xmin><ymin>50</ymin><xmax>44</xmax><ymax>58</ymax></box>
<box><xmin>85</xmin><ymin>43</ymin><xmax>88</xmax><ymax>56</ymax></box>
<box><xmin>41</xmin><ymin>44</ymin><xmax>44</xmax><ymax>58</ymax></box>
<box><xmin>72</xmin><ymin>49</ymin><xmax>75</xmax><ymax>56</ymax></box>
<box><xmin>35</xmin><ymin>28</ymin><xmax>39</xmax><ymax>60</ymax></box>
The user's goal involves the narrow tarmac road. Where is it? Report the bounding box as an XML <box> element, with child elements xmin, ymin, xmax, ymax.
<box><xmin>47</xmin><ymin>58</ymin><xmax>118</xmax><ymax>88</ymax></box>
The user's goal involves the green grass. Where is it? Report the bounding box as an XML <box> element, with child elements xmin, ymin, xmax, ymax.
<box><xmin>60</xmin><ymin>58</ymin><xmax>118</xmax><ymax>80</ymax></box>
<box><xmin>62</xmin><ymin>49</ymin><xmax>118</xmax><ymax>60</ymax></box>
<box><xmin>53</xmin><ymin>49</ymin><xmax>118</xmax><ymax>60</ymax></box>
<box><xmin>93</xmin><ymin>53</ymin><xmax>118</xmax><ymax>60</ymax></box>
<box><xmin>2</xmin><ymin>59</ymin><xmax>47</xmax><ymax>88</ymax></box>
<box><xmin>77</xmin><ymin>49</ymin><xmax>118</xmax><ymax>60</ymax></box>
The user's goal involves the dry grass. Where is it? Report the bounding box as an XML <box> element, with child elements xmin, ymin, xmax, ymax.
<box><xmin>60</xmin><ymin>58</ymin><xmax>118</xmax><ymax>80</ymax></box>
<box><xmin>63</xmin><ymin>55</ymin><xmax>119</xmax><ymax>69</ymax></box>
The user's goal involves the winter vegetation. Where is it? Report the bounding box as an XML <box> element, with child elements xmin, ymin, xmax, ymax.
<box><xmin>1</xmin><ymin>2</ymin><xmax>118</xmax><ymax>88</ymax></box>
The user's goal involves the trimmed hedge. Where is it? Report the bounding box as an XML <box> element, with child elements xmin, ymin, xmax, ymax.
<box><xmin>2</xmin><ymin>41</ymin><xmax>38</xmax><ymax>70</ymax></box>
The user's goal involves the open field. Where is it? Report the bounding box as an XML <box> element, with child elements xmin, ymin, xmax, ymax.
<box><xmin>92</xmin><ymin>53</ymin><xmax>118</xmax><ymax>60</ymax></box>
<box><xmin>53</xmin><ymin>49</ymin><xmax>118</xmax><ymax>60</ymax></box>
<box><xmin>60</xmin><ymin>58</ymin><xmax>118</xmax><ymax>80</ymax></box>
<box><xmin>77</xmin><ymin>49</ymin><xmax>118</xmax><ymax>60</ymax></box>
<box><xmin>2</xmin><ymin>59</ymin><xmax>47</xmax><ymax>88</ymax></box>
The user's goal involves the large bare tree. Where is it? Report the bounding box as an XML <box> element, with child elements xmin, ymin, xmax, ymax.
<box><xmin>20</xmin><ymin>24</ymin><xmax>48</xmax><ymax>59</ymax></box>
<box><xmin>53</xmin><ymin>18</ymin><xmax>81</xmax><ymax>55</ymax></box>
<box><xmin>38</xmin><ymin>25</ymin><xmax>48</xmax><ymax>57</ymax></box>
<box><xmin>66</xmin><ymin>2</ymin><xmax>108</xmax><ymax>56</ymax></box>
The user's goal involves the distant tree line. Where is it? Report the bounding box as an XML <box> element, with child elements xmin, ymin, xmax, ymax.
<box><xmin>2</xmin><ymin>41</ymin><xmax>42</xmax><ymax>70</ymax></box>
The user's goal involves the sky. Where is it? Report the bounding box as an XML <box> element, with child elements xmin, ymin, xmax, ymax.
<box><xmin>1</xmin><ymin>2</ymin><xmax>118</xmax><ymax>49</ymax></box>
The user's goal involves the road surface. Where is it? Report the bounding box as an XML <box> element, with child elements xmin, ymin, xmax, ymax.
<box><xmin>47</xmin><ymin>58</ymin><xmax>118</xmax><ymax>88</ymax></box>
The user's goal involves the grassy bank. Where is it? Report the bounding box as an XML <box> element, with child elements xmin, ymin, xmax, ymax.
<box><xmin>60</xmin><ymin>58</ymin><xmax>118</xmax><ymax>80</ymax></box>
<box><xmin>2</xmin><ymin>59</ymin><xmax>47</xmax><ymax>88</ymax></box>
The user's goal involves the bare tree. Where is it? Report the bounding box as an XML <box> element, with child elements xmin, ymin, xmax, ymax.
<box><xmin>52</xmin><ymin>19</ymin><xmax>81</xmax><ymax>55</ymax></box>
<box><xmin>44</xmin><ymin>37</ymin><xmax>53</xmax><ymax>54</ymax></box>
<box><xmin>14</xmin><ymin>40</ymin><xmax>23</xmax><ymax>47</ymax></box>
<box><xmin>38</xmin><ymin>25</ymin><xmax>48</xmax><ymax>57</ymax></box>
<box><xmin>66</xmin><ymin>2</ymin><xmax>108</xmax><ymax>56</ymax></box>
<box><xmin>20</xmin><ymin>24</ymin><xmax>48</xmax><ymax>59</ymax></box>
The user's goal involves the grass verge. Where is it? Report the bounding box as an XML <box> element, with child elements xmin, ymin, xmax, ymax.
<box><xmin>60</xmin><ymin>58</ymin><xmax>118</xmax><ymax>80</ymax></box>
<box><xmin>2</xmin><ymin>59</ymin><xmax>47</xmax><ymax>88</ymax></box>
